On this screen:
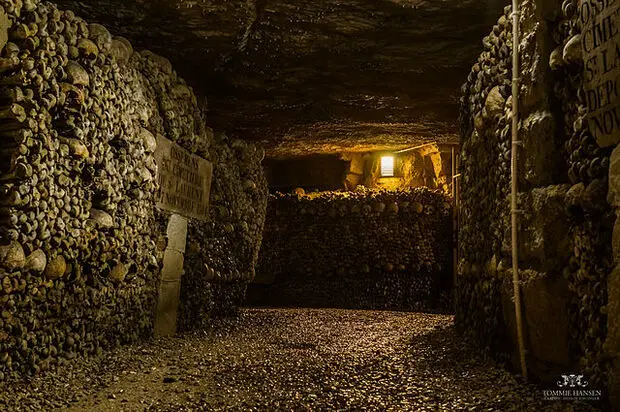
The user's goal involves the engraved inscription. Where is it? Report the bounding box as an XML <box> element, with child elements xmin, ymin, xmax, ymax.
<box><xmin>154</xmin><ymin>135</ymin><xmax>212</xmax><ymax>220</ymax></box>
<box><xmin>580</xmin><ymin>0</ymin><xmax>620</xmax><ymax>146</ymax></box>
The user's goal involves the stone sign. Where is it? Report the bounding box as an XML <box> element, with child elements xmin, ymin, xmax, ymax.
<box><xmin>580</xmin><ymin>0</ymin><xmax>620</xmax><ymax>147</ymax></box>
<box><xmin>154</xmin><ymin>135</ymin><xmax>212</xmax><ymax>220</ymax></box>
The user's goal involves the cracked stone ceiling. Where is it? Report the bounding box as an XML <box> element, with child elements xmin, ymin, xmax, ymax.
<box><xmin>53</xmin><ymin>0</ymin><xmax>507</xmax><ymax>158</ymax></box>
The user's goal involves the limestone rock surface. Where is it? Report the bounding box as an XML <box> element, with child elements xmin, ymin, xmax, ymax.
<box><xmin>53</xmin><ymin>0</ymin><xmax>506</xmax><ymax>156</ymax></box>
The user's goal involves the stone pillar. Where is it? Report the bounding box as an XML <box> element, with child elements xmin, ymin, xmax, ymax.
<box><xmin>154</xmin><ymin>214</ymin><xmax>188</xmax><ymax>337</ymax></box>
<box><xmin>605</xmin><ymin>145</ymin><xmax>620</xmax><ymax>409</ymax></box>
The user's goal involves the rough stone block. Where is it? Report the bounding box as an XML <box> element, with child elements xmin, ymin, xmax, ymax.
<box><xmin>583</xmin><ymin>179</ymin><xmax>608</xmax><ymax>212</ymax></box>
<box><xmin>348</xmin><ymin>153</ymin><xmax>364</xmax><ymax>175</ymax></box>
<box><xmin>522</xmin><ymin>112</ymin><xmax>560</xmax><ymax>187</ymax></box>
<box><xmin>504</xmin><ymin>185</ymin><xmax>572</xmax><ymax>272</ymax></box>
<box><xmin>520</xmin><ymin>0</ymin><xmax>555</xmax><ymax>111</ymax></box>
<box><xmin>565</xmin><ymin>183</ymin><xmax>585</xmax><ymax>212</ymax></box>
<box><xmin>501</xmin><ymin>269</ymin><xmax>573</xmax><ymax>382</ymax></box>
<box><xmin>521</xmin><ymin>271</ymin><xmax>571</xmax><ymax>366</ymax></box>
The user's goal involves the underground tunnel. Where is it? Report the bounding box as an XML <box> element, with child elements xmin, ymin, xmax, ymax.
<box><xmin>0</xmin><ymin>0</ymin><xmax>619</xmax><ymax>410</ymax></box>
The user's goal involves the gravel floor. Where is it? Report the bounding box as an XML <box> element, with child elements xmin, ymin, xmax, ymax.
<box><xmin>0</xmin><ymin>308</ymin><xmax>603</xmax><ymax>411</ymax></box>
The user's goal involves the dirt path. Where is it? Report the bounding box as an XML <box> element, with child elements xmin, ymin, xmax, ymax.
<box><xmin>0</xmin><ymin>309</ymin><xmax>602</xmax><ymax>411</ymax></box>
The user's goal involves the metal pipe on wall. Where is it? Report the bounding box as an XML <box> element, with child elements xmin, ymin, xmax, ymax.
<box><xmin>395</xmin><ymin>141</ymin><xmax>459</xmax><ymax>154</ymax></box>
<box><xmin>452</xmin><ymin>146</ymin><xmax>458</xmax><ymax>290</ymax></box>
<box><xmin>395</xmin><ymin>142</ymin><xmax>438</xmax><ymax>154</ymax></box>
<box><xmin>511</xmin><ymin>0</ymin><xmax>528</xmax><ymax>380</ymax></box>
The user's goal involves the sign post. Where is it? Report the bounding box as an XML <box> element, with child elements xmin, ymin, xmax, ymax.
<box><xmin>153</xmin><ymin>135</ymin><xmax>213</xmax><ymax>336</ymax></box>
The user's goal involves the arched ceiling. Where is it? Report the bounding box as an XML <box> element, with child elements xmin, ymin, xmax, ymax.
<box><xmin>53</xmin><ymin>0</ymin><xmax>506</xmax><ymax>157</ymax></box>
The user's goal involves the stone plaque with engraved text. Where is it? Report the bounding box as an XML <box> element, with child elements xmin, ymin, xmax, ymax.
<box><xmin>154</xmin><ymin>135</ymin><xmax>212</xmax><ymax>220</ymax></box>
<box><xmin>580</xmin><ymin>0</ymin><xmax>620</xmax><ymax>147</ymax></box>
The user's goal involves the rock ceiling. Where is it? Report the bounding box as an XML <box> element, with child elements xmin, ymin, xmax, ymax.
<box><xmin>53</xmin><ymin>0</ymin><xmax>506</xmax><ymax>157</ymax></box>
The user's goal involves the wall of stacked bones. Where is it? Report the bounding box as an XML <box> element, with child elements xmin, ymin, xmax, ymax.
<box><xmin>458</xmin><ymin>0</ymin><xmax>619</xmax><ymax>395</ymax></box>
<box><xmin>253</xmin><ymin>188</ymin><xmax>453</xmax><ymax>311</ymax></box>
<box><xmin>0</xmin><ymin>0</ymin><xmax>267</xmax><ymax>378</ymax></box>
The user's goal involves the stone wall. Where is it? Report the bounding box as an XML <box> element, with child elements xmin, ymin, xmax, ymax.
<box><xmin>251</xmin><ymin>188</ymin><xmax>452</xmax><ymax>311</ymax></box>
<box><xmin>361</xmin><ymin>145</ymin><xmax>452</xmax><ymax>193</ymax></box>
<box><xmin>179</xmin><ymin>135</ymin><xmax>268</xmax><ymax>330</ymax></box>
<box><xmin>457</xmin><ymin>0</ymin><xmax>616</xmax><ymax>399</ymax></box>
<box><xmin>0</xmin><ymin>0</ymin><xmax>267</xmax><ymax>378</ymax></box>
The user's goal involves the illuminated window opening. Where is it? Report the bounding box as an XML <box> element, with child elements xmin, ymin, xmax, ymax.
<box><xmin>381</xmin><ymin>156</ymin><xmax>394</xmax><ymax>177</ymax></box>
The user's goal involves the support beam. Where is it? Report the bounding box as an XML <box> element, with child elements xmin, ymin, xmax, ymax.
<box><xmin>511</xmin><ymin>0</ymin><xmax>528</xmax><ymax>381</ymax></box>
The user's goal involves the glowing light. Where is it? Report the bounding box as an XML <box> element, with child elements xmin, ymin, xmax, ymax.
<box><xmin>381</xmin><ymin>156</ymin><xmax>394</xmax><ymax>177</ymax></box>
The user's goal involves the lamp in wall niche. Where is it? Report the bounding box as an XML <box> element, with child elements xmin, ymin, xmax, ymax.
<box><xmin>381</xmin><ymin>155</ymin><xmax>394</xmax><ymax>177</ymax></box>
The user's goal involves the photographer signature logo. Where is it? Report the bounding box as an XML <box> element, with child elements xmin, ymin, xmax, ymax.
<box><xmin>543</xmin><ymin>373</ymin><xmax>601</xmax><ymax>402</ymax></box>
<box><xmin>556</xmin><ymin>374</ymin><xmax>589</xmax><ymax>388</ymax></box>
